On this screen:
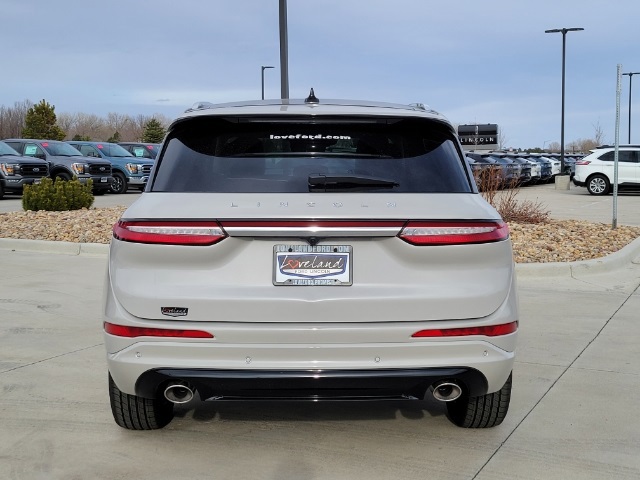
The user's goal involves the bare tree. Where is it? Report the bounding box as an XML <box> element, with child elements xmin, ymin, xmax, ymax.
<box><xmin>1</xmin><ymin>102</ymin><xmax>174</xmax><ymax>142</ymax></box>
<box><xmin>498</xmin><ymin>128</ymin><xmax>508</xmax><ymax>150</ymax></box>
<box><xmin>73</xmin><ymin>113</ymin><xmax>105</xmax><ymax>140</ymax></box>
<box><xmin>127</xmin><ymin>114</ymin><xmax>154</xmax><ymax>142</ymax></box>
<box><xmin>548</xmin><ymin>141</ymin><xmax>561</xmax><ymax>152</ymax></box>
<box><xmin>572</xmin><ymin>138</ymin><xmax>598</xmax><ymax>152</ymax></box>
<box><xmin>106</xmin><ymin>112</ymin><xmax>132</xmax><ymax>134</ymax></box>
<box><xmin>57</xmin><ymin>112</ymin><xmax>77</xmax><ymax>138</ymax></box>
<box><xmin>0</xmin><ymin>99</ymin><xmax>33</xmax><ymax>138</ymax></box>
<box><xmin>592</xmin><ymin>119</ymin><xmax>605</xmax><ymax>146</ymax></box>
<box><xmin>152</xmin><ymin>113</ymin><xmax>173</xmax><ymax>130</ymax></box>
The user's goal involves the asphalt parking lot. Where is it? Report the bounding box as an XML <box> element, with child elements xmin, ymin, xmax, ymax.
<box><xmin>1</xmin><ymin>183</ymin><xmax>639</xmax><ymax>479</ymax></box>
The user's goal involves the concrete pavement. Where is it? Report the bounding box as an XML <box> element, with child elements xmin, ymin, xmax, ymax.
<box><xmin>1</xmin><ymin>183</ymin><xmax>640</xmax><ymax>479</ymax></box>
<box><xmin>0</xmin><ymin>246</ymin><xmax>639</xmax><ymax>479</ymax></box>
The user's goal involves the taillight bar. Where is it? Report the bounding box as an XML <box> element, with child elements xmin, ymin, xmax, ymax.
<box><xmin>399</xmin><ymin>221</ymin><xmax>509</xmax><ymax>245</ymax></box>
<box><xmin>104</xmin><ymin>322</ymin><xmax>214</xmax><ymax>339</ymax></box>
<box><xmin>575</xmin><ymin>160</ymin><xmax>591</xmax><ymax>165</ymax></box>
<box><xmin>113</xmin><ymin>220</ymin><xmax>226</xmax><ymax>246</ymax></box>
<box><xmin>412</xmin><ymin>321</ymin><xmax>518</xmax><ymax>338</ymax></box>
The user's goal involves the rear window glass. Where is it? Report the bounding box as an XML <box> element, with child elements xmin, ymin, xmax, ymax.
<box><xmin>95</xmin><ymin>143</ymin><xmax>134</xmax><ymax>158</ymax></box>
<box><xmin>41</xmin><ymin>142</ymin><xmax>83</xmax><ymax>156</ymax></box>
<box><xmin>599</xmin><ymin>151</ymin><xmax>637</xmax><ymax>163</ymax></box>
<box><xmin>150</xmin><ymin>116</ymin><xmax>472</xmax><ymax>193</ymax></box>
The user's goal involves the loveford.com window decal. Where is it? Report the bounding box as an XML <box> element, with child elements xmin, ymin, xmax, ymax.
<box><xmin>269</xmin><ymin>134</ymin><xmax>352</xmax><ymax>140</ymax></box>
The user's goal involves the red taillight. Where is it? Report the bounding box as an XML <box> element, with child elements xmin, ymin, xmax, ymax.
<box><xmin>104</xmin><ymin>322</ymin><xmax>213</xmax><ymax>338</ymax></box>
<box><xmin>113</xmin><ymin>220</ymin><xmax>227</xmax><ymax>246</ymax></box>
<box><xmin>412</xmin><ymin>321</ymin><xmax>518</xmax><ymax>338</ymax></box>
<box><xmin>575</xmin><ymin>160</ymin><xmax>591</xmax><ymax>165</ymax></box>
<box><xmin>399</xmin><ymin>221</ymin><xmax>509</xmax><ymax>245</ymax></box>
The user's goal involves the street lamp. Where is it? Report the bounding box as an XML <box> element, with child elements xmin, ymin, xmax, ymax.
<box><xmin>261</xmin><ymin>66</ymin><xmax>274</xmax><ymax>100</ymax></box>
<box><xmin>622</xmin><ymin>72</ymin><xmax>640</xmax><ymax>143</ymax></box>
<box><xmin>545</xmin><ymin>27</ymin><xmax>584</xmax><ymax>178</ymax></box>
<box><xmin>279</xmin><ymin>0</ymin><xmax>289</xmax><ymax>99</ymax></box>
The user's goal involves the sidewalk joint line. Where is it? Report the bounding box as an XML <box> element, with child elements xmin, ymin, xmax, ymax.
<box><xmin>473</xmin><ymin>280</ymin><xmax>640</xmax><ymax>479</ymax></box>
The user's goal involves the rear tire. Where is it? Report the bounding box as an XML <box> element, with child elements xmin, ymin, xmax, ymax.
<box><xmin>586</xmin><ymin>174</ymin><xmax>610</xmax><ymax>195</ymax></box>
<box><xmin>109</xmin><ymin>373</ymin><xmax>174</xmax><ymax>430</ymax></box>
<box><xmin>446</xmin><ymin>373</ymin><xmax>512</xmax><ymax>428</ymax></box>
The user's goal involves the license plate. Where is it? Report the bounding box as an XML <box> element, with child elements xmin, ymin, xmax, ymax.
<box><xmin>101</xmin><ymin>177</ymin><xmax>109</xmax><ymax>183</ymax></box>
<box><xmin>273</xmin><ymin>245</ymin><xmax>352</xmax><ymax>286</ymax></box>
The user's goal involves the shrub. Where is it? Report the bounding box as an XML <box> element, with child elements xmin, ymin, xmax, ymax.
<box><xmin>22</xmin><ymin>177</ymin><xmax>94</xmax><ymax>211</ymax></box>
<box><xmin>474</xmin><ymin>166</ymin><xmax>550</xmax><ymax>224</ymax></box>
<box><xmin>494</xmin><ymin>187</ymin><xmax>550</xmax><ymax>224</ymax></box>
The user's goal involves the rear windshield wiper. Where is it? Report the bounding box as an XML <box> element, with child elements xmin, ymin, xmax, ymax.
<box><xmin>308</xmin><ymin>174</ymin><xmax>399</xmax><ymax>191</ymax></box>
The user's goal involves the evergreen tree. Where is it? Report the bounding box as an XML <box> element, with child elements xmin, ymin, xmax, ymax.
<box><xmin>142</xmin><ymin>119</ymin><xmax>166</xmax><ymax>143</ymax></box>
<box><xmin>107</xmin><ymin>131</ymin><xmax>121</xmax><ymax>143</ymax></box>
<box><xmin>72</xmin><ymin>134</ymin><xmax>92</xmax><ymax>141</ymax></box>
<box><xmin>21</xmin><ymin>99</ymin><xmax>66</xmax><ymax>140</ymax></box>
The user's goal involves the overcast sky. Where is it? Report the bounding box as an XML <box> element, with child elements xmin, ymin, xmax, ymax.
<box><xmin>2</xmin><ymin>0</ymin><xmax>639</xmax><ymax>148</ymax></box>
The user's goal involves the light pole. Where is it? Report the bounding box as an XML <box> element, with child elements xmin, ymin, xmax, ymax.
<box><xmin>542</xmin><ymin>139</ymin><xmax>551</xmax><ymax>152</ymax></box>
<box><xmin>261</xmin><ymin>66</ymin><xmax>274</xmax><ymax>100</ymax></box>
<box><xmin>545</xmin><ymin>27</ymin><xmax>584</xmax><ymax>178</ymax></box>
<box><xmin>622</xmin><ymin>72</ymin><xmax>640</xmax><ymax>143</ymax></box>
<box><xmin>279</xmin><ymin>0</ymin><xmax>289</xmax><ymax>99</ymax></box>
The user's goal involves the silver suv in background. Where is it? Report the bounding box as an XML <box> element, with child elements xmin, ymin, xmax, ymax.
<box><xmin>104</xmin><ymin>94</ymin><xmax>518</xmax><ymax>430</ymax></box>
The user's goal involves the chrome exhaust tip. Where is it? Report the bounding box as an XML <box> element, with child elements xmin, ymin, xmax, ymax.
<box><xmin>164</xmin><ymin>383</ymin><xmax>195</xmax><ymax>404</ymax></box>
<box><xmin>432</xmin><ymin>381</ymin><xmax>462</xmax><ymax>402</ymax></box>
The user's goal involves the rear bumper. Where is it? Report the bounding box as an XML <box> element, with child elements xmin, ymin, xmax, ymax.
<box><xmin>135</xmin><ymin>366</ymin><xmax>489</xmax><ymax>400</ymax></box>
<box><xmin>106</xmin><ymin>335</ymin><xmax>516</xmax><ymax>400</ymax></box>
<box><xmin>104</xmin><ymin>265</ymin><xmax>518</xmax><ymax>400</ymax></box>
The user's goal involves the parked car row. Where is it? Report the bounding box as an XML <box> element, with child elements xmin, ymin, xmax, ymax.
<box><xmin>0</xmin><ymin>139</ymin><xmax>161</xmax><ymax>198</ymax></box>
<box><xmin>465</xmin><ymin>152</ymin><xmax>582</xmax><ymax>188</ymax></box>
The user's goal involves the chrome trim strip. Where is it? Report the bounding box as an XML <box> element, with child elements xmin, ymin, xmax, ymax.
<box><xmin>224</xmin><ymin>226</ymin><xmax>402</xmax><ymax>237</ymax></box>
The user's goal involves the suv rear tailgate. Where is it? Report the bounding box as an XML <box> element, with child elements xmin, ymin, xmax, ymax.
<box><xmin>110</xmin><ymin>193</ymin><xmax>513</xmax><ymax>323</ymax></box>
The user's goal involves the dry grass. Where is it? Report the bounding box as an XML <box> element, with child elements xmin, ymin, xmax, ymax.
<box><xmin>474</xmin><ymin>166</ymin><xmax>550</xmax><ymax>224</ymax></box>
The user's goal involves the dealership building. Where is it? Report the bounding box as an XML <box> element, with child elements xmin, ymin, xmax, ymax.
<box><xmin>458</xmin><ymin>124</ymin><xmax>498</xmax><ymax>151</ymax></box>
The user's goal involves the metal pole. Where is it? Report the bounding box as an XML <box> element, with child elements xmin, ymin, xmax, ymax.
<box><xmin>560</xmin><ymin>30</ymin><xmax>566</xmax><ymax>175</ymax></box>
<box><xmin>261</xmin><ymin>66</ymin><xmax>274</xmax><ymax>100</ymax></box>
<box><xmin>279</xmin><ymin>0</ymin><xmax>289</xmax><ymax>99</ymax></box>
<box><xmin>628</xmin><ymin>74</ymin><xmax>632</xmax><ymax>144</ymax></box>
<box><xmin>622</xmin><ymin>72</ymin><xmax>640</xmax><ymax>143</ymax></box>
<box><xmin>545</xmin><ymin>27</ymin><xmax>584</xmax><ymax>180</ymax></box>
<box><xmin>613</xmin><ymin>65</ymin><xmax>622</xmax><ymax>229</ymax></box>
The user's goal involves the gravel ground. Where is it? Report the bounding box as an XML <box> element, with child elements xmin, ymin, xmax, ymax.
<box><xmin>1</xmin><ymin>206</ymin><xmax>640</xmax><ymax>263</ymax></box>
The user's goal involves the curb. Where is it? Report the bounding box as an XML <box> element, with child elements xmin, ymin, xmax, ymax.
<box><xmin>0</xmin><ymin>238</ymin><xmax>109</xmax><ymax>256</ymax></box>
<box><xmin>2</xmin><ymin>236</ymin><xmax>640</xmax><ymax>276</ymax></box>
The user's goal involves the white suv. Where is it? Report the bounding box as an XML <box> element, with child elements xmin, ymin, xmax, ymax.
<box><xmin>573</xmin><ymin>146</ymin><xmax>640</xmax><ymax>195</ymax></box>
<box><xmin>103</xmin><ymin>93</ymin><xmax>519</xmax><ymax>430</ymax></box>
